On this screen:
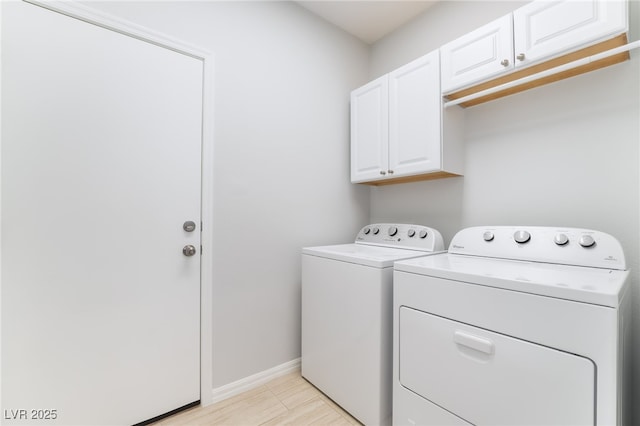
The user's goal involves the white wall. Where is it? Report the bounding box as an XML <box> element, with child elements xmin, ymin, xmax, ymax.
<box><xmin>369</xmin><ymin>0</ymin><xmax>640</xmax><ymax>423</ymax></box>
<box><xmin>83</xmin><ymin>1</ymin><xmax>370</xmax><ymax>389</ymax></box>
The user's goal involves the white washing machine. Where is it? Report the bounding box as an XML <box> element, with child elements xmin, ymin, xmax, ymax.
<box><xmin>393</xmin><ymin>226</ymin><xmax>631</xmax><ymax>426</ymax></box>
<box><xmin>302</xmin><ymin>223</ymin><xmax>445</xmax><ymax>426</ymax></box>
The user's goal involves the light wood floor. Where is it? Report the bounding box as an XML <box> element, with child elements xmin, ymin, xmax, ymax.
<box><xmin>153</xmin><ymin>371</ymin><xmax>362</xmax><ymax>425</ymax></box>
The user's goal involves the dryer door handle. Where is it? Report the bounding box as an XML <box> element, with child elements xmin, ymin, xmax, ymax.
<box><xmin>453</xmin><ymin>330</ymin><xmax>494</xmax><ymax>355</ymax></box>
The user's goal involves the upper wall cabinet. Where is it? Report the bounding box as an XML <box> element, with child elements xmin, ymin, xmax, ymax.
<box><xmin>440</xmin><ymin>14</ymin><xmax>514</xmax><ymax>93</ymax></box>
<box><xmin>351</xmin><ymin>76</ymin><xmax>389</xmax><ymax>183</ymax></box>
<box><xmin>351</xmin><ymin>50</ymin><xmax>463</xmax><ymax>185</ymax></box>
<box><xmin>513</xmin><ymin>0</ymin><xmax>627</xmax><ymax>68</ymax></box>
<box><xmin>441</xmin><ymin>0</ymin><xmax>629</xmax><ymax>98</ymax></box>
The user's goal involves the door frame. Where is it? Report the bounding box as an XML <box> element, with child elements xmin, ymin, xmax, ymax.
<box><xmin>0</xmin><ymin>0</ymin><xmax>215</xmax><ymax>406</ymax></box>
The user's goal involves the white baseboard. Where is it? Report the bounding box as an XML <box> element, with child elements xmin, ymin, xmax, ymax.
<box><xmin>208</xmin><ymin>358</ymin><xmax>301</xmax><ymax>405</ymax></box>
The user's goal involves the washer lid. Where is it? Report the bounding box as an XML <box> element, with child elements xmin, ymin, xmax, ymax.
<box><xmin>394</xmin><ymin>253</ymin><xmax>629</xmax><ymax>308</ymax></box>
<box><xmin>302</xmin><ymin>244</ymin><xmax>441</xmax><ymax>268</ymax></box>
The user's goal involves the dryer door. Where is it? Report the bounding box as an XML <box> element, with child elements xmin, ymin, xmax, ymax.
<box><xmin>398</xmin><ymin>307</ymin><xmax>595</xmax><ymax>425</ymax></box>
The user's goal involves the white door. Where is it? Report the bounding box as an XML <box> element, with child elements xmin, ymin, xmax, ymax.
<box><xmin>440</xmin><ymin>13</ymin><xmax>514</xmax><ymax>93</ymax></box>
<box><xmin>2</xmin><ymin>2</ymin><xmax>202</xmax><ymax>425</ymax></box>
<box><xmin>388</xmin><ymin>50</ymin><xmax>441</xmax><ymax>177</ymax></box>
<box><xmin>350</xmin><ymin>75</ymin><xmax>389</xmax><ymax>183</ymax></box>
<box><xmin>513</xmin><ymin>0</ymin><xmax>628</xmax><ymax>68</ymax></box>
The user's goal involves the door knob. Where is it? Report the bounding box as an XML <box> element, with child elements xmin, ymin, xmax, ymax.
<box><xmin>183</xmin><ymin>245</ymin><xmax>197</xmax><ymax>257</ymax></box>
<box><xmin>183</xmin><ymin>221</ymin><xmax>196</xmax><ymax>232</ymax></box>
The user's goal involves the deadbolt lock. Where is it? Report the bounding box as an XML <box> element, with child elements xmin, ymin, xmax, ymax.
<box><xmin>183</xmin><ymin>221</ymin><xmax>196</xmax><ymax>232</ymax></box>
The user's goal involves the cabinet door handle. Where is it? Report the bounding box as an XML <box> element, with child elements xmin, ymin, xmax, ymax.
<box><xmin>517</xmin><ymin>53</ymin><xmax>525</xmax><ymax>61</ymax></box>
<box><xmin>379</xmin><ymin>170</ymin><xmax>386</xmax><ymax>175</ymax></box>
<box><xmin>500</xmin><ymin>59</ymin><xmax>509</xmax><ymax>67</ymax></box>
<box><xmin>388</xmin><ymin>170</ymin><xmax>394</xmax><ymax>174</ymax></box>
<box><xmin>453</xmin><ymin>330</ymin><xmax>494</xmax><ymax>355</ymax></box>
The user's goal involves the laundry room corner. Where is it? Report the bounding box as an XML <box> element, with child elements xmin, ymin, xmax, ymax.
<box><xmin>368</xmin><ymin>0</ymin><xmax>640</xmax><ymax>423</ymax></box>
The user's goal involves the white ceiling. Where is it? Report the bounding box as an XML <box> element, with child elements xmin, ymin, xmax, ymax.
<box><xmin>296</xmin><ymin>1</ymin><xmax>438</xmax><ymax>44</ymax></box>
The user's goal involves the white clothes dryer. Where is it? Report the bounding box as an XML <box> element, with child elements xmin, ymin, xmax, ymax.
<box><xmin>302</xmin><ymin>224</ymin><xmax>445</xmax><ymax>426</ymax></box>
<box><xmin>393</xmin><ymin>226</ymin><xmax>631</xmax><ymax>426</ymax></box>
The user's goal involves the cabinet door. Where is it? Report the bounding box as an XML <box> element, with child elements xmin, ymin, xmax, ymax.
<box><xmin>388</xmin><ymin>50</ymin><xmax>441</xmax><ymax>177</ymax></box>
<box><xmin>440</xmin><ymin>14</ymin><xmax>514</xmax><ymax>93</ymax></box>
<box><xmin>351</xmin><ymin>76</ymin><xmax>388</xmax><ymax>183</ymax></box>
<box><xmin>514</xmin><ymin>0</ymin><xmax>628</xmax><ymax>68</ymax></box>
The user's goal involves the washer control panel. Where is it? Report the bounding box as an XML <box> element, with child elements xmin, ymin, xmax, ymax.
<box><xmin>356</xmin><ymin>223</ymin><xmax>445</xmax><ymax>252</ymax></box>
<box><xmin>449</xmin><ymin>226</ymin><xmax>626</xmax><ymax>270</ymax></box>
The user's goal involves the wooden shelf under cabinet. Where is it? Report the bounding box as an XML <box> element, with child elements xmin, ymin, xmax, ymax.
<box><xmin>358</xmin><ymin>171</ymin><xmax>461</xmax><ymax>186</ymax></box>
<box><xmin>445</xmin><ymin>34</ymin><xmax>630</xmax><ymax>108</ymax></box>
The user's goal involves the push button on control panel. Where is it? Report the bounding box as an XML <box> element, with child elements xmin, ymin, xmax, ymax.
<box><xmin>483</xmin><ymin>231</ymin><xmax>494</xmax><ymax>242</ymax></box>
<box><xmin>579</xmin><ymin>235</ymin><xmax>596</xmax><ymax>248</ymax></box>
<box><xmin>554</xmin><ymin>233</ymin><xmax>569</xmax><ymax>246</ymax></box>
<box><xmin>513</xmin><ymin>230</ymin><xmax>531</xmax><ymax>244</ymax></box>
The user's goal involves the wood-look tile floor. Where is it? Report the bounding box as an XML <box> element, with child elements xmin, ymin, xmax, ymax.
<box><xmin>154</xmin><ymin>371</ymin><xmax>362</xmax><ymax>425</ymax></box>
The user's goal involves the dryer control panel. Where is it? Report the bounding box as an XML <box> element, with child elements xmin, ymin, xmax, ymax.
<box><xmin>356</xmin><ymin>223</ymin><xmax>445</xmax><ymax>253</ymax></box>
<box><xmin>449</xmin><ymin>226</ymin><xmax>626</xmax><ymax>270</ymax></box>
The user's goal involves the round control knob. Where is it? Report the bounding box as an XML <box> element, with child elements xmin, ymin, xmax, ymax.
<box><xmin>579</xmin><ymin>235</ymin><xmax>596</xmax><ymax>248</ymax></box>
<box><xmin>363</xmin><ymin>227</ymin><xmax>370</xmax><ymax>235</ymax></box>
<box><xmin>419</xmin><ymin>230</ymin><xmax>428</xmax><ymax>239</ymax></box>
<box><xmin>407</xmin><ymin>229</ymin><xmax>416</xmax><ymax>238</ymax></box>
<box><xmin>483</xmin><ymin>231</ymin><xmax>494</xmax><ymax>242</ymax></box>
<box><xmin>513</xmin><ymin>230</ymin><xmax>531</xmax><ymax>244</ymax></box>
<box><xmin>388</xmin><ymin>226</ymin><xmax>398</xmax><ymax>237</ymax></box>
<box><xmin>554</xmin><ymin>233</ymin><xmax>569</xmax><ymax>246</ymax></box>
<box><xmin>372</xmin><ymin>227</ymin><xmax>380</xmax><ymax>235</ymax></box>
